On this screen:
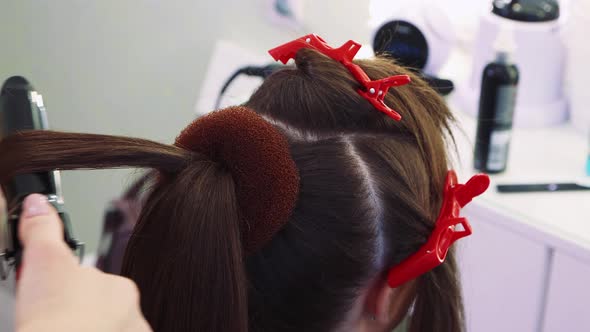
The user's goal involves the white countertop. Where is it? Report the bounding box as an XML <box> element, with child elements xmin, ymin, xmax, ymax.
<box><xmin>444</xmin><ymin>51</ymin><xmax>590</xmax><ymax>260</ymax></box>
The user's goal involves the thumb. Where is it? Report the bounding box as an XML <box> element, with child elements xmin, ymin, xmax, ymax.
<box><xmin>19</xmin><ymin>194</ymin><xmax>76</xmax><ymax>268</ymax></box>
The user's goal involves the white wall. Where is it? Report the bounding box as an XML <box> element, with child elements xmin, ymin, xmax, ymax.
<box><xmin>0</xmin><ymin>0</ymin><xmax>370</xmax><ymax>254</ymax></box>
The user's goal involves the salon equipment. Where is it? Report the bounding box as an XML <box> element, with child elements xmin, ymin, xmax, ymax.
<box><xmin>215</xmin><ymin>64</ymin><xmax>282</xmax><ymax>109</ymax></box>
<box><xmin>96</xmin><ymin>175</ymin><xmax>147</xmax><ymax>275</ymax></box>
<box><xmin>497</xmin><ymin>182</ymin><xmax>590</xmax><ymax>193</ymax></box>
<box><xmin>0</xmin><ymin>76</ymin><xmax>83</xmax><ymax>279</ymax></box>
<box><xmin>565</xmin><ymin>0</ymin><xmax>590</xmax><ymax>134</ymax></box>
<box><xmin>474</xmin><ymin>30</ymin><xmax>519</xmax><ymax>174</ymax></box>
<box><xmin>464</xmin><ymin>0</ymin><xmax>567</xmax><ymax>127</ymax></box>
<box><xmin>371</xmin><ymin>8</ymin><xmax>455</xmax><ymax>96</ymax></box>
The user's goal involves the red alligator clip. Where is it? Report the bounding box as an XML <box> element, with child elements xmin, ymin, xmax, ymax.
<box><xmin>387</xmin><ymin>170</ymin><xmax>491</xmax><ymax>288</ymax></box>
<box><xmin>268</xmin><ymin>34</ymin><xmax>411</xmax><ymax>121</ymax></box>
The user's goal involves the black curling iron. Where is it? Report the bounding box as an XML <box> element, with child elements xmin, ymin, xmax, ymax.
<box><xmin>0</xmin><ymin>76</ymin><xmax>83</xmax><ymax>279</ymax></box>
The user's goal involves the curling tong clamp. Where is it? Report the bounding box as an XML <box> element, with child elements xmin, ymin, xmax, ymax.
<box><xmin>0</xmin><ymin>252</ymin><xmax>7</xmax><ymax>281</ymax></box>
<box><xmin>1</xmin><ymin>194</ymin><xmax>85</xmax><ymax>280</ymax></box>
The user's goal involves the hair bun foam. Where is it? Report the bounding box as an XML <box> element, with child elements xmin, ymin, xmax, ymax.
<box><xmin>175</xmin><ymin>106</ymin><xmax>299</xmax><ymax>254</ymax></box>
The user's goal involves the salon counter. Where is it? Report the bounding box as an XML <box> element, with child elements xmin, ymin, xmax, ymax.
<box><xmin>445</xmin><ymin>54</ymin><xmax>590</xmax><ymax>332</ymax></box>
<box><xmin>452</xmin><ymin>107</ymin><xmax>590</xmax><ymax>257</ymax></box>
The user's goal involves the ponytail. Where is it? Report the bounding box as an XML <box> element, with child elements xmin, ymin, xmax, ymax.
<box><xmin>0</xmin><ymin>130</ymin><xmax>189</xmax><ymax>182</ymax></box>
<box><xmin>0</xmin><ymin>130</ymin><xmax>250</xmax><ymax>331</ymax></box>
<box><xmin>122</xmin><ymin>158</ymin><xmax>249</xmax><ymax>331</ymax></box>
<box><xmin>410</xmin><ymin>251</ymin><xmax>464</xmax><ymax>332</ymax></box>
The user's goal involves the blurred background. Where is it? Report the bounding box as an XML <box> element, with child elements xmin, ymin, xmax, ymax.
<box><xmin>0</xmin><ymin>0</ymin><xmax>496</xmax><ymax>255</ymax></box>
<box><xmin>1</xmin><ymin>0</ymin><xmax>589</xmax><ymax>331</ymax></box>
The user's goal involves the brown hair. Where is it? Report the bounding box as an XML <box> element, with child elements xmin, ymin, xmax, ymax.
<box><xmin>0</xmin><ymin>49</ymin><xmax>462</xmax><ymax>332</ymax></box>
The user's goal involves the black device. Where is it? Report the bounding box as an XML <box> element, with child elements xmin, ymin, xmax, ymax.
<box><xmin>0</xmin><ymin>76</ymin><xmax>83</xmax><ymax>279</ymax></box>
<box><xmin>473</xmin><ymin>48</ymin><xmax>519</xmax><ymax>174</ymax></box>
<box><xmin>215</xmin><ymin>64</ymin><xmax>282</xmax><ymax>109</ymax></box>
<box><xmin>372</xmin><ymin>20</ymin><xmax>454</xmax><ymax>96</ymax></box>
<box><xmin>497</xmin><ymin>182</ymin><xmax>590</xmax><ymax>193</ymax></box>
<box><xmin>492</xmin><ymin>0</ymin><xmax>559</xmax><ymax>22</ymax></box>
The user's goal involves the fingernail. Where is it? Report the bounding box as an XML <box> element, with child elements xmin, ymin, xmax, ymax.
<box><xmin>22</xmin><ymin>194</ymin><xmax>50</xmax><ymax>218</ymax></box>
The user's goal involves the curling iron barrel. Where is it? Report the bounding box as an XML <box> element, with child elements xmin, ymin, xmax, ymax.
<box><xmin>0</xmin><ymin>76</ymin><xmax>83</xmax><ymax>279</ymax></box>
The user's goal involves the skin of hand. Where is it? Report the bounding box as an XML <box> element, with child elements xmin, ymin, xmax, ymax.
<box><xmin>9</xmin><ymin>193</ymin><xmax>152</xmax><ymax>332</ymax></box>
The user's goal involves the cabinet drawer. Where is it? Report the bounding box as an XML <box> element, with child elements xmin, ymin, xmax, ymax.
<box><xmin>459</xmin><ymin>207</ymin><xmax>548</xmax><ymax>332</ymax></box>
<box><xmin>542</xmin><ymin>252</ymin><xmax>590</xmax><ymax>332</ymax></box>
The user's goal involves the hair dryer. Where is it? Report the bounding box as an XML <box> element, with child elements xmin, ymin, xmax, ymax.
<box><xmin>0</xmin><ymin>76</ymin><xmax>83</xmax><ymax>279</ymax></box>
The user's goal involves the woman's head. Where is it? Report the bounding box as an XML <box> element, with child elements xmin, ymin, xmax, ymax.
<box><xmin>242</xmin><ymin>49</ymin><xmax>461</xmax><ymax>332</ymax></box>
<box><xmin>1</xmin><ymin>44</ymin><xmax>462</xmax><ymax>332</ymax></box>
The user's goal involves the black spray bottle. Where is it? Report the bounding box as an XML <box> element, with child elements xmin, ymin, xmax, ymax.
<box><xmin>474</xmin><ymin>30</ymin><xmax>519</xmax><ymax>174</ymax></box>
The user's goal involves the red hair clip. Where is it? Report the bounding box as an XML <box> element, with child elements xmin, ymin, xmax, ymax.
<box><xmin>268</xmin><ymin>34</ymin><xmax>411</xmax><ymax>121</ymax></box>
<box><xmin>387</xmin><ymin>171</ymin><xmax>491</xmax><ymax>288</ymax></box>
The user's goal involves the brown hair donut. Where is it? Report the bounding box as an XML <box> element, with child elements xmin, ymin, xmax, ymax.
<box><xmin>175</xmin><ymin>106</ymin><xmax>300</xmax><ymax>254</ymax></box>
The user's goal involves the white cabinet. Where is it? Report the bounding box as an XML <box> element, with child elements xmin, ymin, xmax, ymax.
<box><xmin>542</xmin><ymin>252</ymin><xmax>590</xmax><ymax>332</ymax></box>
<box><xmin>459</xmin><ymin>207</ymin><xmax>549</xmax><ymax>332</ymax></box>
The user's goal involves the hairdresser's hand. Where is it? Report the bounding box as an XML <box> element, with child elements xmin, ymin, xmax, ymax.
<box><xmin>15</xmin><ymin>194</ymin><xmax>152</xmax><ymax>332</ymax></box>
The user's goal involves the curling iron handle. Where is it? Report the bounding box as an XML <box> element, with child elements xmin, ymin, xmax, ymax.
<box><xmin>6</xmin><ymin>203</ymin><xmax>83</xmax><ymax>269</ymax></box>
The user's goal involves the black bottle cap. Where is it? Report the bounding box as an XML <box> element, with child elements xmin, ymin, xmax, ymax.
<box><xmin>492</xmin><ymin>0</ymin><xmax>559</xmax><ymax>22</ymax></box>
